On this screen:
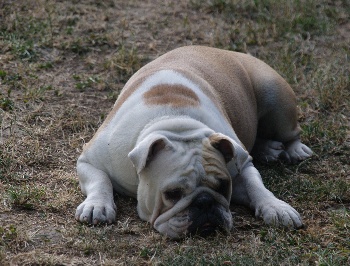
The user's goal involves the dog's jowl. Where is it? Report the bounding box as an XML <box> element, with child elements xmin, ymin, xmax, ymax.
<box><xmin>75</xmin><ymin>46</ymin><xmax>312</xmax><ymax>239</ymax></box>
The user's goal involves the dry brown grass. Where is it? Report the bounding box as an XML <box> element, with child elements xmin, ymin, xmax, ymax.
<box><xmin>1</xmin><ymin>0</ymin><xmax>349</xmax><ymax>265</ymax></box>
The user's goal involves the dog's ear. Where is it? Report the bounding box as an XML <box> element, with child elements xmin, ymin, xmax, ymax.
<box><xmin>209</xmin><ymin>133</ymin><xmax>249</xmax><ymax>168</ymax></box>
<box><xmin>128</xmin><ymin>134</ymin><xmax>174</xmax><ymax>174</ymax></box>
<box><xmin>209</xmin><ymin>134</ymin><xmax>234</xmax><ymax>163</ymax></box>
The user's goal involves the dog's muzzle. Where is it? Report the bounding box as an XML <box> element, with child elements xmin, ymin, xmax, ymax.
<box><xmin>153</xmin><ymin>187</ymin><xmax>232</xmax><ymax>238</ymax></box>
<box><xmin>188</xmin><ymin>192</ymin><xmax>231</xmax><ymax>237</ymax></box>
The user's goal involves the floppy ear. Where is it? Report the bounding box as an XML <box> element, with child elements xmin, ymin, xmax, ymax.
<box><xmin>128</xmin><ymin>134</ymin><xmax>174</xmax><ymax>174</ymax></box>
<box><xmin>209</xmin><ymin>133</ymin><xmax>249</xmax><ymax>168</ymax></box>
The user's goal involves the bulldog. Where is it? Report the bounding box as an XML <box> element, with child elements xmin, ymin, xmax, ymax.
<box><xmin>75</xmin><ymin>46</ymin><xmax>312</xmax><ymax>238</ymax></box>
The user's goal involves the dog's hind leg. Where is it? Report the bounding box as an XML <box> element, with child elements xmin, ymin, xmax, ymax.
<box><xmin>251</xmin><ymin>70</ymin><xmax>312</xmax><ymax>163</ymax></box>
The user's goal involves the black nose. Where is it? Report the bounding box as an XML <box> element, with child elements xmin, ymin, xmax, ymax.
<box><xmin>188</xmin><ymin>192</ymin><xmax>225</xmax><ymax>237</ymax></box>
<box><xmin>192</xmin><ymin>192</ymin><xmax>215</xmax><ymax>209</ymax></box>
<box><xmin>198</xmin><ymin>223</ymin><xmax>217</xmax><ymax>237</ymax></box>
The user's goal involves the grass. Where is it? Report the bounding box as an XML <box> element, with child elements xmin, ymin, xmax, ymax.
<box><xmin>0</xmin><ymin>0</ymin><xmax>349</xmax><ymax>265</ymax></box>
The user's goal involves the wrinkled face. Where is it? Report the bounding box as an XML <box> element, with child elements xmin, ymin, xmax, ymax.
<box><xmin>130</xmin><ymin>135</ymin><xmax>234</xmax><ymax>239</ymax></box>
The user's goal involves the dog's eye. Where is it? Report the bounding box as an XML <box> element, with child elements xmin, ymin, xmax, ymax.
<box><xmin>217</xmin><ymin>180</ymin><xmax>230</xmax><ymax>197</ymax></box>
<box><xmin>164</xmin><ymin>189</ymin><xmax>183</xmax><ymax>202</ymax></box>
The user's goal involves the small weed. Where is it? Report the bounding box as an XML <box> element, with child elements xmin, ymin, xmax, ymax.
<box><xmin>0</xmin><ymin>10</ymin><xmax>53</xmax><ymax>61</ymax></box>
<box><xmin>83</xmin><ymin>245</ymin><xmax>94</xmax><ymax>255</ymax></box>
<box><xmin>313</xmin><ymin>69</ymin><xmax>349</xmax><ymax>112</ymax></box>
<box><xmin>1</xmin><ymin>32</ymin><xmax>37</xmax><ymax>61</ymax></box>
<box><xmin>301</xmin><ymin>114</ymin><xmax>348</xmax><ymax>150</ymax></box>
<box><xmin>67</xmin><ymin>17</ymin><xmax>79</xmax><ymax>27</ymax></box>
<box><xmin>61</xmin><ymin>11</ymin><xmax>79</xmax><ymax>35</ymax></box>
<box><xmin>104</xmin><ymin>45</ymin><xmax>142</xmax><ymax>83</ymax></box>
<box><xmin>0</xmin><ymin>225</ymin><xmax>18</xmax><ymax>245</ymax></box>
<box><xmin>140</xmin><ymin>247</ymin><xmax>153</xmax><ymax>259</ymax></box>
<box><xmin>7</xmin><ymin>185</ymin><xmax>46</xmax><ymax>210</ymax></box>
<box><xmin>70</xmin><ymin>40</ymin><xmax>90</xmax><ymax>55</ymax></box>
<box><xmin>207</xmin><ymin>0</ymin><xmax>235</xmax><ymax>13</ymax></box>
<box><xmin>313</xmin><ymin>249</ymin><xmax>350</xmax><ymax>266</ymax></box>
<box><xmin>23</xmin><ymin>85</ymin><xmax>53</xmax><ymax>102</ymax></box>
<box><xmin>37</xmin><ymin>62</ymin><xmax>54</xmax><ymax>70</ymax></box>
<box><xmin>0</xmin><ymin>224</ymin><xmax>30</xmax><ymax>255</ymax></box>
<box><xmin>6</xmin><ymin>73</ymin><xmax>22</xmax><ymax>82</ymax></box>
<box><xmin>190</xmin><ymin>0</ymin><xmax>235</xmax><ymax>13</ymax></box>
<box><xmin>0</xmin><ymin>149</ymin><xmax>13</xmax><ymax>181</ymax></box>
<box><xmin>0</xmin><ymin>87</ymin><xmax>14</xmax><ymax>111</ymax></box>
<box><xmin>66</xmin><ymin>26</ymin><xmax>74</xmax><ymax>35</ymax></box>
<box><xmin>329</xmin><ymin>207</ymin><xmax>350</xmax><ymax>232</ymax></box>
<box><xmin>0</xmin><ymin>94</ymin><xmax>14</xmax><ymax>111</ymax></box>
<box><xmin>0</xmin><ymin>70</ymin><xmax>7</xmax><ymax>80</ymax></box>
<box><xmin>73</xmin><ymin>75</ymin><xmax>100</xmax><ymax>91</ymax></box>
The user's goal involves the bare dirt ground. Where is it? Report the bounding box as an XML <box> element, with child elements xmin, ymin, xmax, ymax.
<box><xmin>0</xmin><ymin>0</ymin><xmax>349</xmax><ymax>265</ymax></box>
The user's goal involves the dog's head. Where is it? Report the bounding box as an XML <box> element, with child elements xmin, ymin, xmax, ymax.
<box><xmin>128</xmin><ymin>132</ymin><xmax>248</xmax><ymax>239</ymax></box>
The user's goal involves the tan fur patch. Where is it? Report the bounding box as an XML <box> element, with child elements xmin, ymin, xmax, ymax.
<box><xmin>201</xmin><ymin>139</ymin><xmax>231</xmax><ymax>193</ymax></box>
<box><xmin>143</xmin><ymin>84</ymin><xmax>200</xmax><ymax>107</ymax></box>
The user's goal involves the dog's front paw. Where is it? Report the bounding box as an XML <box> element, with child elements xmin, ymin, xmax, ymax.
<box><xmin>255</xmin><ymin>199</ymin><xmax>303</xmax><ymax>229</ymax></box>
<box><xmin>75</xmin><ymin>198</ymin><xmax>117</xmax><ymax>225</ymax></box>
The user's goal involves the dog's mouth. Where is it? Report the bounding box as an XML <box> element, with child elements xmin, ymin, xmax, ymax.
<box><xmin>187</xmin><ymin>192</ymin><xmax>232</xmax><ymax>237</ymax></box>
<box><xmin>198</xmin><ymin>222</ymin><xmax>220</xmax><ymax>237</ymax></box>
<box><xmin>188</xmin><ymin>213</ymin><xmax>228</xmax><ymax>237</ymax></box>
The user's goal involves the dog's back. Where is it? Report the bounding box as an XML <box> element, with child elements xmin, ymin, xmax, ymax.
<box><xmin>113</xmin><ymin>46</ymin><xmax>263</xmax><ymax>150</ymax></box>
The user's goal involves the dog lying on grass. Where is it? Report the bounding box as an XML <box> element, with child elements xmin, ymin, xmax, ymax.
<box><xmin>75</xmin><ymin>46</ymin><xmax>312</xmax><ymax>238</ymax></box>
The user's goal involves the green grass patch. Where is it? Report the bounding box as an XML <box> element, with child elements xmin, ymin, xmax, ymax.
<box><xmin>69</xmin><ymin>39</ymin><xmax>90</xmax><ymax>55</ymax></box>
<box><xmin>0</xmin><ymin>13</ymin><xmax>53</xmax><ymax>61</ymax></box>
<box><xmin>191</xmin><ymin>0</ymin><xmax>342</xmax><ymax>52</ymax></box>
<box><xmin>0</xmin><ymin>96</ymin><xmax>14</xmax><ymax>111</ymax></box>
<box><xmin>7</xmin><ymin>184</ymin><xmax>46</xmax><ymax>210</ymax></box>
<box><xmin>104</xmin><ymin>45</ymin><xmax>143</xmax><ymax>83</ymax></box>
<box><xmin>73</xmin><ymin>74</ymin><xmax>100</xmax><ymax>91</ymax></box>
<box><xmin>37</xmin><ymin>62</ymin><xmax>54</xmax><ymax>70</ymax></box>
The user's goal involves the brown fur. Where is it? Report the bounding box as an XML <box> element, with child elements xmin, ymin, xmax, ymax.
<box><xmin>201</xmin><ymin>139</ymin><xmax>231</xmax><ymax>192</ymax></box>
<box><xmin>143</xmin><ymin>84</ymin><xmax>200</xmax><ymax>107</ymax></box>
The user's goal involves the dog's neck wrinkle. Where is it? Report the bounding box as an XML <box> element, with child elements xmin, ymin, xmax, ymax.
<box><xmin>137</xmin><ymin>115</ymin><xmax>214</xmax><ymax>144</ymax></box>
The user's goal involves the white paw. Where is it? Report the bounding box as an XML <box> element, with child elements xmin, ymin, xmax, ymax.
<box><xmin>75</xmin><ymin>198</ymin><xmax>117</xmax><ymax>225</ymax></box>
<box><xmin>252</xmin><ymin>140</ymin><xmax>286</xmax><ymax>162</ymax></box>
<box><xmin>286</xmin><ymin>141</ymin><xmax>313</xmax><ymax>163</ymax></box>
<box><xmin>255</xmin><ymin>199</ymin><xmax>303</xmax><ymax>229</ymax></box>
